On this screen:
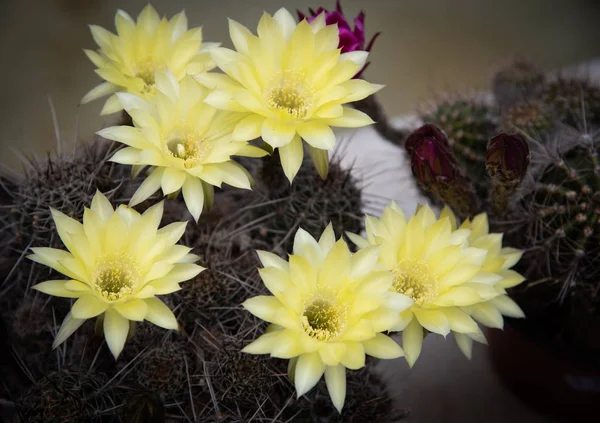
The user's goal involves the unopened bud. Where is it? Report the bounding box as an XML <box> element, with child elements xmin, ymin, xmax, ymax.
<box><xmin>406</xmin><ymin>124</ymin><xmax>479</xmax><ymax>219</ymax></box>
<box><xmin>486</xmin><ymin>133</ymin><xmax>530</xmax><ymax>184</ymax></box>
<box><xmin>486</xmin><ymin>133</ymin><xmax>530</xmax><ymax>215</ymax></box>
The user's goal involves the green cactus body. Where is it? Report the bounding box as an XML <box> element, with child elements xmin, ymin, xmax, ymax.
<box><xmin>251</xmin><ymin>156</ymin><xmax>364</xmax><ymax>254</ymax></box>
<box><xmin>16</xmin><ymin>370</ymin><xmax>121</xmax><ymax>422</ymax></box>
<box><xmin>492</xmin><ymin>135</ymin><xmax>600</xmax><ymax>369</ymax></box>
<box><xmin>538</xmin><ymin>78</ymin><xmax>600</xmax><ymax>127</ymax></box>
<box><xmin>492</xmin><ymin>60</ymin><xmax>545</xmax><ymax>111</ymax></box>
<box><xmin>527</xmin><ymin>143</ymin><xmax>600</xmax><ymax>283</ymax></box>
<box><xmin>422</xmin><ymin>100</ymin><xmax>499</xmax><ymax>198</ymax></box>
<box><xmin>501</xmin><ymin>101</ymin><xmax>555</xmax><ymax>135</ymax></box>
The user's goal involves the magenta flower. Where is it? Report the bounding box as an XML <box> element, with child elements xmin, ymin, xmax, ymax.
<box><xmin>297</xmin><ymin>0</ymin><xmax>380</xmax><ymax>78</ymax></box>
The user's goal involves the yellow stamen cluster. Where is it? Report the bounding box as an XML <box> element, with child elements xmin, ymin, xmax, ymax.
<box><xmin>392</xmin><ymin>258</ymin><xmax>438</xmax><ymax>306</ymax></box>
<box><xmin>165</xmin><ymin>128</ymin><xmax>211</xmax><ymax>169</ymax></box>
<box><xmin>93</xmin><ymin>254</ymin><xmax>140</xmax><ymax>301</ymax></box>
<box><xmin>134</xmin><ymin>58</ymin><xmax>157</xmax><ymax>94</ymax></box>
<box><xmin>301</xmin><ymin>298</ymin><xmax>346</xmax><ymax>341</ymax></box>
<box><xmin>265</xmin><ymin>71</ymin><xmax>314</xmax><ymax>119</ymax></box>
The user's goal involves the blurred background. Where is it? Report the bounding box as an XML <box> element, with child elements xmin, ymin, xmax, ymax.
<box><xmin>1</xmin><ymin>0</ymin><xmax>600</xmax><ymax>421</ymax></box>
<box><xmin>1</xmin><ymin>0</ymin><xmax>600</xmax><ymax>169</ymax></box>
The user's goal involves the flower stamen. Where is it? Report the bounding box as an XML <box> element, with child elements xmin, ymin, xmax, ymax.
<box><xmin>265</xmin><ymin>71</ymin><xmax>313</xmax><ymax>119</ymax></box>
<box><xmin>133</xmin><ymin>58</ymin><xmax>157</xmax><ymax>95</ymax></box>
<box><xmin>165</xmin><ymin>128</ymin><xmax>211</xmax><ymax>169</ymax></box>
<box><xmin>393</xmin><ymin>258</ymin><xmax>438</xmax><ymax>306</ymax></box>
<box><xmin>93</xmin><ymin>254</ymin><xmax>140</xmax><ymax>301</ymax></box>
<box><xmin>302</xmin><ymin>298</ymin><xmax>345</xmax><ymax>341</ymax></box>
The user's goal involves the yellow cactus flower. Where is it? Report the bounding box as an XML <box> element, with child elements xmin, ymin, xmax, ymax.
<box><xmin>447</xmin><ymin>210</ymin><xmax>526</xmax><ymax>359</ymax></box>
<box><xmin>81</xmin><ymin>4</ymin><xmax>218</xmax><ymax>115</ymax></box>
<box><xmin>97</xmin><ymin>70</ymin><xmax>266</xmax><ymax>222</ymax></box>
<box><xmin>347</xmin><ymin>202</ymin><xmax>523</xmax><ymax>367</ymax></box>
<box><xmin>28</xmin><ymin>191</ymin><xmax>204</xmax><ymax>359</ymax></box>
<box><xmin>194</xmin><ymin>8</ymin><xmax>382</xmax><ymax>182</ymax></box>
<box><xmin>242</xmin><ymin>224</ymin><xmax>408</xmax><ymax>413</ymax></box>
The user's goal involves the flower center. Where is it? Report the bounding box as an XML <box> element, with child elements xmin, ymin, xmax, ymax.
<box><xmin>134</xmin><ymin>58</ymin><xmax>156</xmax><ymax>95</ymax></box>
<box><xmin>301</xmin><ymin>298</ymin><xmax>345</xmax><ymax>341</ymax></box>
<box><xmin>165</xmin><ymin>128</ymin><xmax>211</xmax><ymax>169</ymax></box>
<box><xmin>264</xmin><ymin>71</ymin><xmax>314</xmax><ymax>119</ymax></box>
<box><xmin>93</xmin><ymin>254</ymin><xmax>140</xmax><ymax>301</ymax></box>
<box><xmin>393</xmin><ymin>258</ymin><xmax>438</xmax><ymax>306</ymax></box>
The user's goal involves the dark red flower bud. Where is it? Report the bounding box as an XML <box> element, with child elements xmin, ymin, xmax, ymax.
<box><xmin>407</xmin><ymin>124</ymin><xmax>459</xmax><ymax>187</ymax></box>
<box><xmin>486</xmin><ymin>133</ymin><xmax>530</xmax><ymax>183</ymax></box>
<box><xmin>406</xmin><ymin>124</ymin><xmax>479</xmax><ymax>219</ymax></box>
<box><xmin>405</xmin><ymin>124</ymin><xmax>451</xmax><ymax>154</ymax></box>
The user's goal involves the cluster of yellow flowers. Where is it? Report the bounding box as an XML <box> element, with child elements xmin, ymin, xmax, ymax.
<box><xmin>86</xmin><ymin>5</ymin><xmax>380</xmax><ymax>221</ymax></box>
<box><xmin>29</xmin><ymin>4</ymin><xmax>526</xmax><ymax>414</ymax></box>
<box><xmin>242</xmin><ymin>202</ymin><xmax>525</xmax><ymax>411</ymax></box>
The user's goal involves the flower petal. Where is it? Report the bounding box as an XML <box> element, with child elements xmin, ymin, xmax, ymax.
<box><xmin>292</xmin><ymin>227</ymin><xmax>321</xmax><ymax>264</ymax></box>
<box><xmin>469</xmin><ymin>302</ymin><xmax>504</xmax><ymax>329</ymax></box>
<box><xmin>403</xmin><ymin>317</ymin><xmax>424</xmax><ymax>367</ymax></box>
<box><xmin>297</xmin><ymin>122</ymin><xmax>335</xmax><ymax>150</ymax></box>
<box><xmin>100</xmin><ymin>94</ymin><xmax>123</xmax><ymax>115</ymax></box>
<box><xmin>97</xmin><ymin>126</ymin><xmax>147</xmax><ymax>149</ymax></box>
<box><xmin>307</xmin><ymin>145</ymin><xmax>329</xmax><ymax>180</ymax></box>
<box><xmin>363</xmin><ymin>333</ymin><xmax>404</xmax><ymax>359</ymax></box>
<box><xmin>130</xmin><ymin>168</ymin><xmax>164</xmax><ymax>207</ymax></box>
<box><xmin>262</xmin><ymin>119</ymin><xmax>296</xmax><ymax>148</ymax></box>
<box><xmin>90</xmin><ymin>190</ymin><xmax>115</xmax><ymax>221</ymax></box>
<box><xmin>349</xmin><ymin>246</ymin><xmax>380</xmax><ymax>281</ymax></box>
<box><xmin>71</xmin><ymin>295</ymin><xmax>108</xmax><ymax>319</ymax></box>
<box><xmin>318</xmin><ymin>223</ymin><xmax>336</xmax><ymax>256</ymax></box>
<box><xmin>113</xmin><ymin>299</ymin><xmax>148</xmax><ymax>321</ymax></box>
<box><xmin>413</xmin><ymin>308</ymin><xmax>450</xmax><ymax>336</ymax></box>
<box><xmin>242</xmin><ymin>295</ymin><xmax>283</xmax><ymax>323</ymax></box>
<box><xmin>490</xmin><ymin>295</ymin><xmax>525</xmax><ymax>318</ymax></box>
<box><xmin>326</xmin><ymin>107</ymin><xmax>374</xmax><ymax>128</ymax></box>
<box><xmin>33</xmin><ymin>280</ymin><xmax>81</xmax><ymax>298</ymax></box>
<box><xmin>295</xmin><ymin>351</ymin><xmax>325</xmax><ymax>397</ymax></box>
<box><xmin>318</xmin><ymin>343</ymin><xmax>347</xmax><ymax>366</ymax></box>
<box><xmin>52</xmin><ymin>312</ymin><xmax>85</xmax><ymax>349</ymax></box>
<box><xmin>161</xmin><ymin>168</ymin><xmax>187</xmax><ymax>195</ymax></box>
<box><xmin>232</xmin><ymin>114</ymin><xmax>265</xmax><ymax>141</ymax></box>
<box><xmin>339</xmin><ymin>342</ymin><xmax>365</xmax><ymax>369</ymax></box>
<box><xmin>242</xmin><ymin>331</ymin><xmax>280</xmax><ymax>354</ymax></box>
<box><xmin>81</xmin><ymin>82</ymin><xmax>118</xmax><ymax>104</ymax></box>
<box><xmin>181</xmin><ymin>176</ymin><xmax>205</xmax><ymax>222</ymax></box>
<box><xmin>103</xmin><ymin>307</ymin><xmax>130</xmax><ymax>359</ymax></box>
<box><xmin>278</xmin><ymin>134</ymin><xmax>304</xmax><ymax>182</ymax></box>
<box><xmin>256</xmin><ymin>250</ymin><xmax>289</xmax><ymax>271</ymax></box>
<box><xmin>443</xmin><ymin>307</ymin><xmax>479</xmax><ymax>333</ymax></box>
<box><xmin>455</xmin><ymin>332</ymin><xmax>474</xmax><ymax>359</ymax></box>
<box><xmin>325</xmin><ymin>365</ymin><xmax>346</xmax><ymax>413</ymax></box>
<box><xmin>110</xmin><ymin>147</ymin><xmax>141</xmax><ymax>164</ymax></box>
<box><xmin>145</xmin><ymin>297</ymin><xmax>179</xmax><ymax>330</ymax></box>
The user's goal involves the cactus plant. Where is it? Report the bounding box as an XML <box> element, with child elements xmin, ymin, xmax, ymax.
<box><xmin>405</xmin><ymin>65</ymin><xmax>600</xmax><ymax>374</ymax></box>
<box><xmin>538</xmin><ymin>76</ymin><xmax>600</xmax><ymax>127</ymax></box>
<box><xmin>248</xmin><ymin>152</ymin><xmax>364</xmax><ymax>255</ymax></box>
<box><xmin>492</xmin><ymin>60</ymin><xmax>545</xmax><ymax>111</ymax></box>
<box><xmin>14</xmin><ymin>369</ymin><xmax>122</xmax><ymax>422</ymax></box>
<box><xmin>1</xmin><ymin>132</ymin><xmax>401</xmax><ymax>422</ymax></box>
